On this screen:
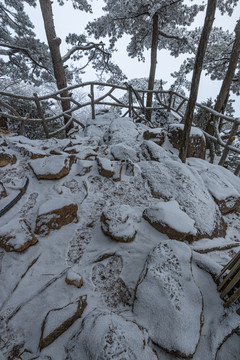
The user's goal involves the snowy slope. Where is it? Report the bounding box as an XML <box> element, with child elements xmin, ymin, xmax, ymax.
<box><xmin>0</xmin><ymin>114</ymin><xmax>239</xmax><ymax>360</ymax></box>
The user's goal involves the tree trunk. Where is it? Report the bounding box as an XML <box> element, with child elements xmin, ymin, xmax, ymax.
<box><xmin>179</xmin><ymin>0</ymin><xmax>217</xmax><ymax>163</ymax></box>
<box><xmin>214</xmin><ymin>19</ymin><xmax>240</xmax><ymax>115</ymax></box>
<box><xmin>146</xmin><ymin>13</ymin><xmax>158</xmax><ymax>121</ymax></box>
<box><xmin>39</xmin><ymin>0</ymin><xmax>73</xmax><ymax>131</ymax></box>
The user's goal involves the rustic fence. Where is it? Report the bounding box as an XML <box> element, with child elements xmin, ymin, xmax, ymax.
<box><xmin>0</xmin><ymin>81</ymin><xmax>239</xmax><ymax>173</ymax></box>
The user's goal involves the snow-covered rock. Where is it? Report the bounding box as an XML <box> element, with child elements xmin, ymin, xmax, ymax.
<box><xmin>0</xmin><ymin>153</ymin><xmax>16</xmax><ymax>167</ymax></box>
<box><xmin>110</xmin><ymin>143</ymin><xmax>139</xmax><ymax>162</ymax></box>
<box><xmin>35</xmin><ymin>198</ymin><xmax>78</xmax><ymax>235</ymax></box>
<box><xmin>188</xmin><ymin>158</ymin><xmax>240</xmax><ymax>214</ymax></box>
<box><xmin>65</xmin><ymin>310</ymin><xmax>158</xmax><ymax>360</ymax></box>
<box><xmin>101</xmin><ymin>204</ymin><xmax>138</xmax><ymax>242</ymax></box>
<box><xmin>103</xmin><ymin>117</ymin><xmax>139</xmax><ymax>145</ymax></box>
<box><xmin>0</xmin><ymin>182</ymin><xmax>7</xmax><ymax>199</ymax></box>
<box><xmin>29</xmin><ymin>155</ymin><xmax>75</xmax><ymax>180</ymax></box>
<box><xmin>39</xmin><ymin>295</ymin><xmax>87</xmax><ymax>350</ymax></box>
<box><xmin>0</xmin><ymin>218</ymin><xmax>38</xmax><ymax>252</ymax></box>
<box><xmin>65</xmin><ymin>269</ymin><xmax>83</xmax><ymax>288</ymax></box>
<box><xmin>143</xmin><ymin>127</ymin><xmax>165</xmax><ymax>145</ymax></box>
<box><xmin>134</xmin><ymin>240</ymin><xmax>203</xmax><ymax>358</ymax></box>
<box><xmin>167</xmin><ymin>123</ymin><xmax>206</xmax><ymax>159</ymax></box>
<box><xmin>97</xmin><ymin>156</ymin><xmax>114</xmax><ymax>178</ymax></box>
<box><xmin>140</xmin><ymin>160</ymin><xmax>226</xmax><ymax>239</ymax></box>
<box><xmin>143</xmin><ymin>200</ymin><xmax>198</xmax><ymax>242</ymax></box>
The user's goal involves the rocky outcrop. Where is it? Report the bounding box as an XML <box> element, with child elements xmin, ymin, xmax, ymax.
<box><xmin>39</xmin><ymin>295</ymin><xmax>87</xmax><ymax>350</ymax></box>
<box><xmin>103</xmin><ymin>118</ymin><xmax>139</xmax><ymax>145</ymax></box>
<box><xmin>65</xmin><ymin>310</ymin><xmax>158</xmax><ymax>360</ymax></box>
<box><xmin>133</xmin><ymin>240</ymin><xmax>203</xmax><ymax>358</ymax></box>
<box><xmin>29</xmin><ymin>155</ymin><xmax>75</xmax><ymax>180</ymax></box>
<box><xmin>0</xmin><ymin>153</ymin><xmax>17</xmax><ymax>167</ymax></box>
<box><xmin>0</xmin><ymin>219</ymin><xmax>38</xmax><ymax>252</ymax></box>
<box><xmin>143</xmin><ymin>200</ymin><xmax>198</xmax><ymax>242</ymax></box>
<box><xmin>35</xmin><ymin>199</ymin><xmax>78</xmax><ymax>235</ymax></box>
<box><xmin>101</xmin><ymin>204</ymin><xmax>138</xmax><ymax>242</ymax></box>
<box><xmin>167</xmin><ymin>124</ymin><xmax>206</xmax><ymax>159</ymax></box>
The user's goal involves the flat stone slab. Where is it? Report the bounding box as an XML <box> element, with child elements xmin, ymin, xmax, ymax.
<box><xmin>133</xmin><ymin>240</ymin><xmax>203</xmax><ymax>358</ymax></box>
<box><xmin>39</xmin><ymin>295</ymin><xmax>87</xmax><ymax>350</ymax></box>
<box><xmin>29</xmin><ymin>155</ymin><xmax>75</xmax><ymax>180</ymax></box>
<box><xmin>35</xmin><ymin>198</ymin><xmax>78</xmax><ymax>235</ymax></box>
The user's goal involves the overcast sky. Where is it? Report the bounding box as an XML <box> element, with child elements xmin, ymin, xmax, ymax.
<box><xmin>27</xmin><ymin>0</ymin><xmax>240</xmax><ymax>114</ymax></box>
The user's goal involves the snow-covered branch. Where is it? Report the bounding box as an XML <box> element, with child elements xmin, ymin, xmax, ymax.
<box><xmin>62</xmin><ymin>42</ymin><xmax>109</xmax><ymax>63</ymax></box>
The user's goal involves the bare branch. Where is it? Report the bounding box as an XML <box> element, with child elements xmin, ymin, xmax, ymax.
<box><xmin>62</xmin><ymin>42</ymin><xmax>109</xmax><ymax>63</ymax></box>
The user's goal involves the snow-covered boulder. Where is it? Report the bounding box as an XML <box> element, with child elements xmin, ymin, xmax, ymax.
<box><xmin>0</xmin><ymin>153</ymin><xmax>16</xmax><ymax>167</ymax></box>
<box><xmin>110</xmin><ymin>143</ymin><xmax>139</xmax><ymax>162</ymax></box>
<box><xmin>35</xmin><ymin>198</ymin><xmax>78</xmax><ymax>235</ymax></box>
<box><xmin>101</xmin><ymin>204</ymin><xmax>138</xmax><ymax>242</ymax></box>
<box><xmin>133</xmin><ymin>240</ymin><xmax>203</xmax><ymax>358</ymax></box>
<box><xmin>167</xmin><ymin>123</ymin><xmax>206</xmax><ymax>159</ymax></box>
<box><xmin>143</xmin><ymin>127</ymin><xmax>165</xmax><ymax>145</ymax></box>
<box><xmin>97</xmin><ymin>156</ymin><xmax>114</xmax><ymax>178</ymax></box>
<box><xmin>143</xmin><ymin>200</ymin><xmax>198</xmax><ymax>242</ymax></box>
<box><xmin>65</xmin><ymin>310</ymin><xmax>158</xmax><ymax>360</ymax></box>
<box><xmin>188</xmin><ymin>158</ymin><xmax>240</xmax><ymax>214</ymax></box>
<box><xmin>0</xmin><ymin>218</ymin><xmax>38</xmax><ymax>252</ymax></box>
<box><xmin>29</xmin><ymin>155</ymin><xmax>75</xmax><ymax>180</ymax></box>
<box><xmin>103</xmin><ymin>117</ymin><xmax>139</xmax><ymax>145</ymax></box>
<box><xmin>140</xmin><ymin>160</ymin><xmax>226</xmax><ymax>239</ymax></box>
<box><xmin>39</xmin><ymin>295</ymin><xmax>87</xmax><ymax>350</ymax></box>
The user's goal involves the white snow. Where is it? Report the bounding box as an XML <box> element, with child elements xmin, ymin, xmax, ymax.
<box><xmin>0</xmin><ymin>112</ymin><xmax>239</xmax><ymax>359</ymax></box>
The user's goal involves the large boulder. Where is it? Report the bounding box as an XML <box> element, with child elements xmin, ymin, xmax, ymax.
<box><xmin>133</xmin><ymin>240</ymin><xmax>203</xmax><ymax>358</ymax></box>
<box><xmin>103</xmin><ymin>118</ymin><xmax>139</xmax><ymax>145</ymax></box>
<box><xmin>140</xmin><ymin>160</ymin><xmax>226</xmax><ymax>240</ymax></box>
<box><xmin>167</xmin><ymin>124</ymin><xmax>206</xmax><ymax>159</ymax></box>
<box><xmin>35</xmin><ymin>198</ymin><xmax>78</xmax><ymax>235</ymax></box>
<box><xmin>65</xmin><ymin>310</ymin><xmax>158</xmax><ymax>360</ymax></box>
<box><xmin>143</xmin><ymin>200</ymin><xmax>198</xmax><ymax>242</ymax></box>
<box><xmin>187</xmin><ymin>158</ymin><xmax>240</xmax><ymax>214</ymax></box>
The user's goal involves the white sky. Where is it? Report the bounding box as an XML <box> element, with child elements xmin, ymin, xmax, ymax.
<box><xmin>26</xmin><ymin>0</ymin><xmax>240</xmax><ymax>114</ymax></box>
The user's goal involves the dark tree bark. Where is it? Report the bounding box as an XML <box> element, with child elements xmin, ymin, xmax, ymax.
<box><xmin>179</xmin><ymin>0</ymin><xmax>217</xmax><ymax>163</ymax></box>
<box><xmin>214</xmin><ymin>19</ymin><xmax>240</xmax><ymax>114</ymax></box>
<box><xmin>39</xmin><ymin>0</ymin><xmax>73</xmax><ymax>130</ymax></box>
<box><xmin>146</xmin><ymin>13</ymin><xmax>159</xmax><ymax>121</ymax></box>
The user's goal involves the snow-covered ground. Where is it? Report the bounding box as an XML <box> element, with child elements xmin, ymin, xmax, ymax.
<box><xmin>0</xmin><ymin>113</ymin><xmax>239</xmax><ymax>359</ymax></box>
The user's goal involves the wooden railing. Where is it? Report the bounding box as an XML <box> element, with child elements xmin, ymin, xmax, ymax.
<box><xmin>0</xmin><ymin>81</ymin><xmax>239</xmax><ymax>173</ymax></box>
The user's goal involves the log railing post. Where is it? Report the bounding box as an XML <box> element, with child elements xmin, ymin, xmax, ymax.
<box><xmin>90</xmin><ymin>84</ymin><xmax>95</xmax><ymax>120</ymax></box>
<box><xmin>219</xmin><ymin>119</ymin><xmax>239</xmax><ymax>166</ymax></box>
<box><xmin>19</xmin><ymin>113</ymin><xmax>29</xmax><ymax>135</ymax></box>
<box><xmin>167</xmin><ymin>91</ymin><xmax>172</xmax><ymax>112</ymax></box>
<box><xmin>128</xmin><ymin>86</ymin><xmax>132</xmax><ymax>118</ymax></box>
<box><xmin>33</xmin><ymin>93</ymin><xmax>49</xmax><ymax>138</ymax></box>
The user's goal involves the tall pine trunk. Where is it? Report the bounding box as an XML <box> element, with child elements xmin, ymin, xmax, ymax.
<box><xmin>214</xmin><ymin>19</ymin><xmax>240</xmax><ymax>114</ymax></box>
<box><xmin>179</xmin><ymin>0</ymin><xmax>217</xmax><ymax>163</ymax></box>
<box><xmin>39</xmin><ymin>0</ymin><xmax>73</xmax><ymax>131</ymax></box>
<box><xmin>146</xmin><ymin>13</ymin><xmax>158</xmax><ymax>121</ymax></box>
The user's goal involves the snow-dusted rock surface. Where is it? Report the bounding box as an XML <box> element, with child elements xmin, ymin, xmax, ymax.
<box><xmin>140</xmin><ymin>159</ymin><xmax>226</xmax><ymax>239</ymax></box>
<box><xmin>0</xmin><ymin>113</ymin><xmax>239</xmax><ymax>359</ymax></box>
<box><xmin>134</xmin><ymin>240</ymin><xmax>203</xmax><ymax>358</ymax></box>
<box><xmin>143</xmin><ymin>200</ymin><xmax>198</xmax><ymax>242</ymax></box>
<box><xmin>65</xmin><ymin>310</ymin><xmax>158</xmax><ymax>360</ymax></box>
<box><xmin>29</xmin><ymin>155</ymin><xmax>75</xmax><ymax>180</ymax></box>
